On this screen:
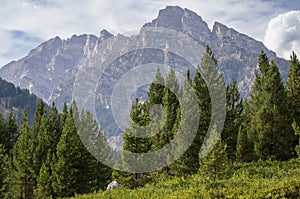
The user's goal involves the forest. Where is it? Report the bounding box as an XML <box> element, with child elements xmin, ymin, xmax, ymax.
<box><xmin>0</xmin><ymin>77</ymin><xmax>39</xmax><ymax>123</ymax></box>
<box><xmin>0</xmin><ymin>46</ymin><xmax>300</xmax><ymax>198</ymax></box>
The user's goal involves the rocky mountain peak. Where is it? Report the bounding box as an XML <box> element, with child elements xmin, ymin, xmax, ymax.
<box><xmin>143</xmin><ymin>6</ymin><xmax>212</xmax><ymax>44</ymax></box>
<box><xmin>100</xmin><ymin>29</ymin><xmax>113</xmax><ymax>41</ymax></box>
<box><xmin>0</xmin><ymin>6</ymin><xmax>290</xmax><ymax>149</ymax></box>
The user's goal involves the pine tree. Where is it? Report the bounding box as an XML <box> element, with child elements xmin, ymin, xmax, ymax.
<box><xmin>292</xmin><ymin>121</ymin><xmax>300</xmax><ymax>157</ymax></box>
<box><xmin>12</xmin><ymin>111</ymin><xmax>36</xmax><ymax>199</ymax></box>
<box><xmin>160</xmin><ymin>69</ymin><xmax>180</xmax><ymax>149</ymax></box>
<box><xmin>199</xmin><ymin>124</ymin><xmax>228</xmax><ymax>182</ymax></box>
<box><xmin>222</xmin><ymin>79</ymin><xmax>243</xmax><ymax>161</ymax></box>
<box><xmin>0</xmin><ymin>144</ymin><xmax>6</xmax><ymax>198</ymax></box>
<box><xmin>77</xmin><ymin>109</ymin><xmax>112</xmax><ymax>192</ymax></box>
<box><xmin>1</xmin><ymin>156</ymin><xmax>18</xmax><ymax>198</ymax></box>
<box><xmin>33</xmin><ymin>112</ymin><xmax>50</xmax><ymax>176</ymax></box>
<box><xmin>286</xmin><ymin>51</ymin><xmax>300</xmax><ymax>153</ymax></box>
<box><xmin>169</xmin><ymin>70</ymin><xmax>200</xmax><ymax>176</ymax></box>
<box><xmin>59</xmin><ymin>102</ymin><xmax>68</xmax><ymax>132</ymax></box>
<box><xmin>160</xmin><ymin>69</ymin><xmax>180</xmax><ymax>175</ymax></box>
<box><xmin>0</xmin><ymin>113</ymin><xmax>17</xmax><ymax>156</ymax></box>
<box><xmin>53</xmin><ymin>104</ymin><xmax>110</xmax><ymax>197</ymax></box>
<box><xmin>52</xmin><ymin>110</ymin><xmax>79</xmax><ymax>198</ymax></box>
<box><xmin>47</xmin><ymin>103</ymin><xmax>61</xmax><ymax>153</ymax></box>
<box><xmin>287</xmin><ymin>52</ymin><xmax>300</xmax><ymax>126</ymax></box>
<box><xmin>193</xmin><ymin>45</ymin><xmax>225</xmax><ymax>169</ymax></box>
<box><xmin>114</xmin><ymin>99</ymin><xmax>153</xmax><ymax>188</ymax></box>
<box><xmin>5</xmin><ymin>113</ymin><xmax>19</xmax><ymax>155</ymax></box>
<box><xmin>236</xmin><ymin>100</ymin><xmax>254</xmax><ymax>162</ymax></box>
<box><xmin>192</xmin><ymin>67</ymin><xmax>211</xmax><ymax>158</ymax></box>
<box><xmin>0</xmin><ymin>114</ymin><xmax>7</xmax><ymax>152</ymax></box>
<box><xmin>148</xmin><ymin>68</ymin><xmax>165</xmax><ymax>105</ymax></box>
<box><xmin>250</xmin><ymin>52</ymin><xmax>294</xmax><ymax>160</ymax></box>
<box><xmin>34</xmin><ymin>151</ymin><xmax>53</xmax><ymax>199</ymax></box>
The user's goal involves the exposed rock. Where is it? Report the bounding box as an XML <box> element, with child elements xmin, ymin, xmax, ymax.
<box><xmin>107</xmin><ymin>181</ymin><xmax>121</xmax><ymax>190</ymax></box>
<box><xmin>0</xmin><ymin>6</ymin><xmax>291</xmax><ymax>149</ymax></box>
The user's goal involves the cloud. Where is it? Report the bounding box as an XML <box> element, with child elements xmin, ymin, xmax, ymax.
<box><xmin>264</xmin><ymin>11</ymin><xmax>300</xmax><ymax>59</ymax></box>
<box><xmin>1</xmin><ymin>0</ymin><xmax>300</xmax><ymax>66</ymax></box>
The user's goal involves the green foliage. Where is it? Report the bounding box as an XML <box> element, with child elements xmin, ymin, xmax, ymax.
<box><xmin>287</xmin><ymin>51</ymin><xmax>300</xmax><ymax>126</ymax></box>
<box><xmin>12</xmin><ymin>111</ymin><xmax>36</xmax><ymax>199</ymax></box>
<box><xmin>0</xmin><ymin>144</ymin><xmax>6</xmax><ymax>198</ymax></box>
<box><xmin>70</xmin><ymin>159</ymin><xmax>300</xmax><ymax>199</ymax></box>
<box><xmin>292</xmin><ymin>121</ymin><xmax>300</xmax><ymax>157</ymax></box>
<box><xmin>114</xmin><ymin>99</ymin><xmax>153</xmax><ymax>188</ymax></box>
<box><xmin>249</xmin><ymin>51</ymin><xmax>295</xmax><ymax>160</ymax></box>
<box><xmin>0</xmin><ymin>100</ymin><xmax>111</xmax><ymax>198</ymax></box>
<box><xmin>222</xmin><ymin>79</ymin><xmax>243</xmax><ymax>161</ymax></box>
<box><xmin>199</xmin><ymin>124</ymin><xmax>229</xmax><ymax>182</ymax></box>
<box><xmin>52</xmin><ymin>108</ymin><xmax>84</xmax><ymax>198</ymax></box>
<box><xmin>34</xmin><ymin>151</ymin><xmax>53</xmax><ymax>199</ymax></box>
<box><xmin>4</xmin><ymin>113</ymin><xmax>19</xmax><ymax>154</ymax></box>
<box><xmin>52</xmin><ymin>103</ymin><xmax>112</xmax><ymax>198</ymax></box>
<box><xmin>0</xmin><ymin>77</ymin><xmax>40</xmax><ymax>124</ymax></box>
<box><xmin>236</xmin><ymin>100</ymin><xmax>254</xmax><ymax>162</ymax></box>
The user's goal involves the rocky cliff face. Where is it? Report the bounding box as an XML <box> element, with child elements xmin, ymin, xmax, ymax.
<box><xmin>144</xmin><ymin>6</ymin><xmax>288</xmax><ymax>96</ymax></box>
<box><xmin>0</xmin><ymin>6</ymin><xmax>290</xmax><ymax>149</ymax></box>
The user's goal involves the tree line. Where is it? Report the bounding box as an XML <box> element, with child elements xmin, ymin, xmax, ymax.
<box><xmin>0</xmin><ymin>77</ymin><xmax>39</xmax><ymax>123</ymax></box>
<box><xmin>0</xmin><ymin>102</ymin><xmax>112</xmax><ymax>198</ymax></box>
<box><xmin>0</xmin><ymin>46</ymin><xmax>300</xmax><ymax>198</ymax></box>
<box><xmin>113</xmin><ymin>47</ymin><xmax>300</xmax><ymax>187</ymax></box>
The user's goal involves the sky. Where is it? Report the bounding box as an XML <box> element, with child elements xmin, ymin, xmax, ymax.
<box><xmin>0</xmin><ymin>0</ymin><xmax>300</xmax><ymax>67</ymax></box>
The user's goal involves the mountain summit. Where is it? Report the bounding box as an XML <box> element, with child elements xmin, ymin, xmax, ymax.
<box><xmin>0</xmin><ymin>6</ymin><xmax>289</xmax><ymax>109</ymax></box>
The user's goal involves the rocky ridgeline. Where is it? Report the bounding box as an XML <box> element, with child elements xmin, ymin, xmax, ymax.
<box><xmin>0</xmin><ymin>6</ymin><xmax>289</xmax><ymax>149</ymax></box>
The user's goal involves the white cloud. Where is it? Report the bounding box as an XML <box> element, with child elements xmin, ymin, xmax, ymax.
<box><xmin>0</xmin><ymin>0</ymin><xmax>299</xmax><ymax>66</ymax></box>
<box><xmin>264</xmin><ymin>10</ymin><xmax>300</xmax><ymax>59</ymax></box>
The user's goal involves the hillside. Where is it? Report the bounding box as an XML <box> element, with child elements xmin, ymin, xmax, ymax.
<box><xmin>0</xmin><ymin>77</ymin><xmax>40</xmax><ymax>123</ymax></box>
<box><xmin>70</xmin><ymin>159</ymin><xmax>300</xmax><ymax>199</ymax></box>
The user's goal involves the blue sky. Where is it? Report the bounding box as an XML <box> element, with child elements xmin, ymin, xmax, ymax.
<box><xmin>0</xmin><ymin>0</ymin><xmax>300</xmax><ymax>67</ymax></box>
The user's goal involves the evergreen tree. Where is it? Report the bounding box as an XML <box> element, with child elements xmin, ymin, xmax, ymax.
<box><xmin>34</xmin><ymin>151</ymin><xmax>53</xmax><ymax>199</ymax></box>
<box><xmin>199</xmin><ymin>124</ymin><xmax>228</xmax><ymax>182</ymax></box>
<box><xmin>5</xmin><ymin>113</ymin><xmax>19</xmax><ymax>155</ymax></box>
<box><xmin>286</xmin><ymin>52</ymin><xmax>300</xmax><ymax>153</ymax></box>
<box><xmin>53</xmin><ymin>104</ymin><xmax>109</xmax><ymax>197</ymax></box>
<box><xmin>1</xmin><ymin>156</ymin><xmax>18</xmax><ymax>198</ymax></box>
<box><xmin>222</xmin><ymin>79</ymin><xmax>243</xmax><ymax>161</ymax></box>
<box><xmin>169</xmin><ymin>70</ymin><xmax>200</xmax><ymax>176</ymax></box>
<box><xmin>0</xmin><ymin>114</ymin><xmax>7</xmax><ymax>152</ymax></box>
<box><xmin>236</xmin><ymin>100</ymin><xmax>254</xmax><ymax>162</ymax></box>
<box><xmin>148</xmin><ymin>68</ymin><xmax>165</xmax><ymax>105</ymax></box>
<box><xmin>292</xmin><ymin>121</ymin><xmax>300</xmax><ymax>157</ymax></box>
<box><xmin>193</xmin><ymin>45</ymin><xmax>225</xmax><ymax>169</ymax></box>
<box><xmin>77</xmin><ymin>110</ymin><xmax>112</xmax><ymax>192</ymax></box>
<box><xmin>0</xmin><ymin>144</ymin><xmax>6</xmax><ymax>198</ymax></box>
<box><xmin>59</xmin><ymin>102</ymin><xmax>68</xmax><ymax>132</ymax></box>
<box><xmin>33</xmin><ymin>112</ymin><xmax>50</xmax><ymax>176</ymax></box>
<box><xmin>287</xmin><ymin>52</ymin><xmax>300</xmax><ymax>126</ymax></box>
<box><xmin>12</xmin><ymin>111</ymin><xmax>36</xmax><ymax>199</ymax></box>
<box><xmin>160</xmin><ymin>69</ymin><xmax>179</xmax><ymax>149</ymax></box>
<box><xmin>47</xmin><ymin>103</ymin><xmax>61</xmax><ymax>153</ymax></box>
<box><xmin>192</xmin><ymin>67</ymin><xmax>211</xmax><ymax>159</ymax></box>
<box><xmin>114</xmin><ymin>99</ymin><xmax>152</xmax><ymax>188</ymax></box>
<box><xmin>52</xmin><ymin>110</ymin><xmax>79</xmax><ymax>198</ymax></box>
<box><xmin>159</xmin><ymin>69</ymin><xmax>180</xmax><ymax>175</ymax></box>
<box><xmin>250</xmin><ymin>52</ymin><xmax>294</xmax><ymax>160</ymax></box>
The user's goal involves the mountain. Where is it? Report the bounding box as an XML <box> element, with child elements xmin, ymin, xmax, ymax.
<box><xmin>143</xmin><ymin>6</ymin><xmax>288</xmax><ymax>94</ymax></box>
<box><xmin>0</xmin><ymin>6</ymin><xmax>290</xmax><ymax>147</ymax></box>
<box><xmin>0</xmin><ymin>77</ymin><xmax>40</xmax><ymax>124</ymax></box>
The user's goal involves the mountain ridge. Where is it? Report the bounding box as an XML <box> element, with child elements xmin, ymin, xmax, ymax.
<box><xmin>0</xmin><ymin>6</ymin><xmax>290</xmax><ymax>130</ymax></box>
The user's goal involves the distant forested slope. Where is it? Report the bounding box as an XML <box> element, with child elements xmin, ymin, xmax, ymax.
<box><xmin>0</xmin><ymin>77</ymin><xmax>40</xmax><ymax>123</ymax></box>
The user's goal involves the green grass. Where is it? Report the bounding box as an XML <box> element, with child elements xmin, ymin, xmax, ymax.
<box><xmin>70</xmin><ymin>159</ymin><xmax>300</xmax><ymax>199</ymax></box>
